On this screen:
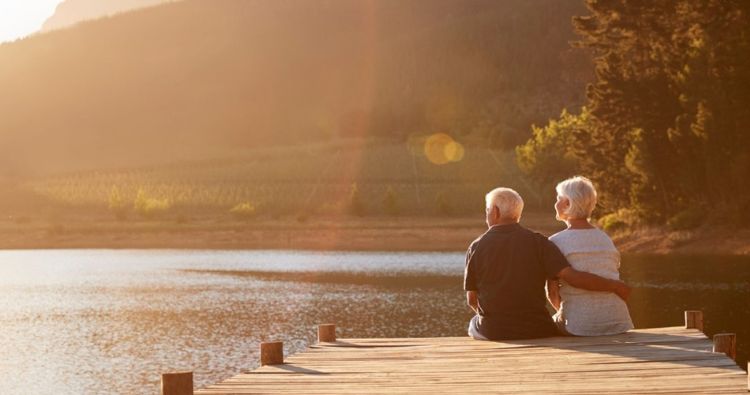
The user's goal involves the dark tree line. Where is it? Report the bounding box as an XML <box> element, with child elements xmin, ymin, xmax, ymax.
<box><xmin>518</xmin><ymin>0</ymin><xmax>750</xmax><ymax>228</ymax></box>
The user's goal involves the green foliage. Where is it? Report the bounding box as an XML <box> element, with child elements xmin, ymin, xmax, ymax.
<box><xmin>230</xmin><ymin>202</ymin><xmax>257</xmax><ymax>220</ymax></box>
<box><xmin>516</xmin><ymin>108</ymin><xmax>589</xmax><ymax>194</ymax></box>
<box><xmin>107</xmin><ymin>186</ymin><xmax>128</xmax><ymax>220</ymax></box>
<box><xmin>29</xmin><ymin>141</ymin><xmax>546</xmax><ymax>216</ymax></box>
<box><xmin>1</xmin><ymin>0</ymin><xmax>593</xmax><ymax>178</ymax></box>
<box><xmin>598</xmin><ymin>212</ymin><xmax>628</xmax><ymax>233</ymax></box>
<box><xmin>382</xmin><ymin>186</ymin><xmax>399</xmax><ymax>216</ymax></box>
<box><xmin>518</xmin><ymin>0</ymin><xmax>750</xmax><ymax>224</ymax></box>
<box><xmin>133</xmin><ymin>189</ymin><xmax>171</xmax><ymax>219</ymax></box>
<box><xmin>667</xmin><ymin>208</ymin><xmax>704</xmax><ymax>231</ymax></box>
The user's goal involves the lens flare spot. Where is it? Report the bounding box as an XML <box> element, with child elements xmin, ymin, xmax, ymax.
<box><xmin>424</xmin><ymin>133</ymin><xmax>464</xmax><ymax>165</ymax></box>
<box><xmin>444</xmin><ymin>140</ymin><xmax>465</xmax><ymax>162</ymax></box>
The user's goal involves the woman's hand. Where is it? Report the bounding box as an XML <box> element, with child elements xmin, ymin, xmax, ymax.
<box><xmin>546</xmin><ymin>279</ymin><xmax>561</xmax><ymax>311</ymax></box>
<box><xmin>557</xmin><ymin>267</ymin><xmax>631</xmax><ymax>301</ymax></box>
<box><xmin>466</xmin><ymin>291</ymin><xmax>480</xmax><ymax>314</ymax></box>
<box><xmin>612</xmin><ymin>281</ymin><xmax>631</xmax><ymax>301</ymax></box>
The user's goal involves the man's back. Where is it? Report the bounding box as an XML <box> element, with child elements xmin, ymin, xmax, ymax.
<box><xmin>464</xmin><ymin>223</ymin><xmax>569</xmax><ymax>340</ymax></box>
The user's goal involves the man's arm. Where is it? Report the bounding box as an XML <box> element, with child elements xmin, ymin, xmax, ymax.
<box><xmin>557</xmin><ymin>267</ymin><xmax>631</xmax><ymax>301</ymax></box>
<box><xmin>546</xmin><ymin>279</ymin><xmax>561</xmax><ymax>311</ymax></box>
<box><xmin>466</xmin><ymin>291</ymin><xmax>479</xmax><ymax>314</ymax></box>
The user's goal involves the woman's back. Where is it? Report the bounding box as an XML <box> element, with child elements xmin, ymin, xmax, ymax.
<box><xmin>549</xmin><ymin>228</ymin><xmax>633</xmax><ymax>336</ymax></box>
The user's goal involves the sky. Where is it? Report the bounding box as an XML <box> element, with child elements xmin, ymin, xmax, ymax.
<box><xmin>0</xmin><ymin>0</ymin><xmax>64</xmax><ymax>43</ymax></box>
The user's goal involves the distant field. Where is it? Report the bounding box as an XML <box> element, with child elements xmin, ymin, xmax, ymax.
<box><xmin>27</xmin><ymin>139</ymin><xmax>548</xmax><ymax>217</ymax></box>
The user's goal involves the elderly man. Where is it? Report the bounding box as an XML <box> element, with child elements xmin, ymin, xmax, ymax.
<box><xmin>464</xmin><ymin>187</ymin><xmax>630</xmax><ymax>340</ymax></box>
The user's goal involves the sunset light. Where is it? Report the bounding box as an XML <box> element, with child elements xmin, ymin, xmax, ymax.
<box><xmin>0</xmin><ymin>1</ymin><xmax>62</xmax><ymax>43</ymax></box>
<box><xmin>0</xmin><ymin>1</ymin><xmax>748</xmax><ymax>393</ymax></box>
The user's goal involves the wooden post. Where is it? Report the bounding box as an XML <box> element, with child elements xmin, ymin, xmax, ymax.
<box><xmin>712</xmin><ymin>333</ymin><xmax>736</xmax><ymax>360</ymax></box>
<box><xmin>260</xmin><ymin>341</ymin><xmax>284</xmax><ymax>366</ymax></box>
<box><xmin>318</xmin><ymin>324</ymin><xmax>336</xmax><ymax>342</ymax></box>
<box><xmin>161</xmin><ymin>371</ymin><xmax>193</xmax><ymax>395</ymax></box>
<box><xmin>684</xmin><ymin>310</ymin><xmax>704</xmax><ymax>331</ymax></box>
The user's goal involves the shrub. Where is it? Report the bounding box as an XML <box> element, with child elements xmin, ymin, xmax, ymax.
<box><xmin>230</xmin><ymin>202</ymin><xmax>257</xmax><ymax>220</ymax></box>
<box><xmin>667</xmin><ymin>208</ymin><xmax>703</xmax><ymax>231</ymax></box>
<box><xmin>599</xmin><ymin>212</ymin><xmax>628</xmax><ymax>233</ymax></box>
<box><xmin>516</xmin><ymin>109</ymin><xmax>587</xmax><ymax>191</ymax></box>
<box><xmin>108</xmin><ymin>186</ymin><xmax>128</xmax><ymax>220</ymax></box>
<box><xmin>133</xmin><ymin>189</ymin><xmax>171</xmax><ymax>219</ymax></box>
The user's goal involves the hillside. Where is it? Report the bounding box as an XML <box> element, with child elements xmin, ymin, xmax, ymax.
<box><xmin>41</xmin><ymin>0</ymin><xmax>173</xmax><ymax>32</ymax></box>
<box><xmin>26</xmin><ymin>139</ymin><xmax>542</xmax><ymax>216</ymax></box>
<box><xmin>0</xmin><ymin>0</ymin><xmax>592</xmax><ymax>178</ymax></box>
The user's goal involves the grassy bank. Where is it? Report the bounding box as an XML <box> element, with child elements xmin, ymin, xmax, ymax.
<box><xmin>4</xmin><ymin>209</ymin><xmax>748</xmax><ymax>255</ymax></box>
<box><xmin>611</xmin><ymin>226</ymin><xmax>750</xmax><ymax>255</ymax></box>
<box><xmin>0</xmin><ymin>212</ymin><xmax>562</xmax><ymax>251</ymax></box>
<box><xmin>3</xmin><ymin>140</ymin><xmax>747</xmax><ymax>254</ymax></box>
<box><xmin>25</xmin><ymin>140</ymin><xmax>547</xmax><ymax>216</ymax></box>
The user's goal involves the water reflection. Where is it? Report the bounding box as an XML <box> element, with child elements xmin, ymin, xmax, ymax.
<box><xmin>0</xmin><ymin>250</ymin><xmax>746</xmax><ymax>394</ymax></box>
<box><xmin>0</xmin><ymin>250</ymin><xmax>469</xmax><ymax>394</ymax></box>
<box><xmin>620</xmin><ymin>254</ymin><xmax>750</xmax><ymax>372</ymax></box>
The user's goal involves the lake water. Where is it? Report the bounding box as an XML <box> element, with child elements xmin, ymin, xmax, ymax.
<box><xmin>0</xmin><ymin>250</ymin><xmax>747</xmax><ymax>394</ymax></box>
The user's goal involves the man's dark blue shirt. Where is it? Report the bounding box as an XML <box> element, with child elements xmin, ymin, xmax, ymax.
<box><xmin>464</xmin><ymin>222</ymin><xmax>570</xmax><ymax>340</ymax></box>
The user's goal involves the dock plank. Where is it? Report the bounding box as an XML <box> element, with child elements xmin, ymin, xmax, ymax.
<box><xmin>196</xmin><ymin>327</ymin><xmax>747</xmax><ymax>394</ymax></box>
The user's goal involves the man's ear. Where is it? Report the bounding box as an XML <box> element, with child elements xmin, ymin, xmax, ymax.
<box><xmin>492</xmin><ymin>206</ymin><xmax>501</xmax><ymax>220</ymax></box>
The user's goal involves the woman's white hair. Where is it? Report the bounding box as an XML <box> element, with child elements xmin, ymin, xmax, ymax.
<box><xmin>485</xmin><ymin>187</ymin><xmax>524</xmax><ymax>221</ymax></box>
<box><xmin>556</xmin><ymin>176</ymin><xmax>597</xmax><ymax>219</ymax></box>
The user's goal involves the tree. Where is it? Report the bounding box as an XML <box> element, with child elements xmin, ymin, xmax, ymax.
<box><xmin>516</xmin><ymin>108</ymin><xmax>588</xmax><ymax>199</ymax></box>
<box><xmin>519</xmin><ymin>0</ymin><xmax>750</xmax><ymax>223</ymax></box>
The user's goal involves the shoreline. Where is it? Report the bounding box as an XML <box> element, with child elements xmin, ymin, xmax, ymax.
<box><xmin>1</xmin><ymin>215</ymin><xmax>748</xmax><ymax>255</ymax></box>
<box><xmin>611</xmin><ymin>226</ymin><xmax>750</xmax><ymax>255</ymax></box>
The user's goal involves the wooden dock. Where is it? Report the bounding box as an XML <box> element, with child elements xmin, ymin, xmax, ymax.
<box><xmin>165</xmin><ymin>313</ymin><xmax>749</xmax><ymax>394</ymax></box>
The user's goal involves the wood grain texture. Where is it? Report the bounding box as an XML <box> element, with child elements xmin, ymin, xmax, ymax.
<box><xmin>260</xmin><ymin>342</ymin><xmax>284</xmax><ymax>366</ymax></box>
<box><xmin>685</xmin><ymin>310</ymin><xmax>704</xmax><ymax>331</ymax></box>
<box><xmin>713</xmin><ymin>333</ymin><xmax>737</xmax><ymax>360</ymax></box>
<box><xmin>318</xmin><ymin>324</ymin><xmax>336</xmax><ymax>343</ymax></box>
<box><xmin>197</xmin><ymin>327</ymin><xmax>747</xmax><ymax>394</ymax></box>
<box><xmin>161</xmin><ymin>372</ymin><xmax>193</xmax><ymax>395</ymax></box>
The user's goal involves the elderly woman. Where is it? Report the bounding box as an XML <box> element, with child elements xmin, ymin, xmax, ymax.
<box><xmin>547</xmin><ymin>176</ymin><xmax>633</xmax><ymax>336</ymax></box>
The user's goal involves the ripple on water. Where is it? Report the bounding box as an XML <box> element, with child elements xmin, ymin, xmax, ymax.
<box><xmin>0</xmin><ymin>250</ymin><xmax>747</xmax><ymax>394</ymax></box>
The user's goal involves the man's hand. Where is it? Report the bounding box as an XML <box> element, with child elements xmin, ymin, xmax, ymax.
<box><xmin>558</xmin><ymin>267</ymin><xmax>631</xmax><ymax>302</ymax></box>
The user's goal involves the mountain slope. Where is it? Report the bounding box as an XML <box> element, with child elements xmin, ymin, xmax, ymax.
<box><xmin>41</xmin><ymin>0</ymin><xmax>173</xmax><ymax>32</ymax></box>
<box><xmin>0</xmin><ymin>0</ymin><xmax>591</xmax><ymax>177</ymax></box>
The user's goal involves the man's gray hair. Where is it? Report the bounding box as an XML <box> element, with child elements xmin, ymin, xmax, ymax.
<box><xmin>485</xmin><ymin>187</ymin><xmax>524</xmax><ymax>221</ymax></box>
<box><xmin>556</xmin><ymin>176</ymin><xmax>597</xmax><ymax>219</ymax></box>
